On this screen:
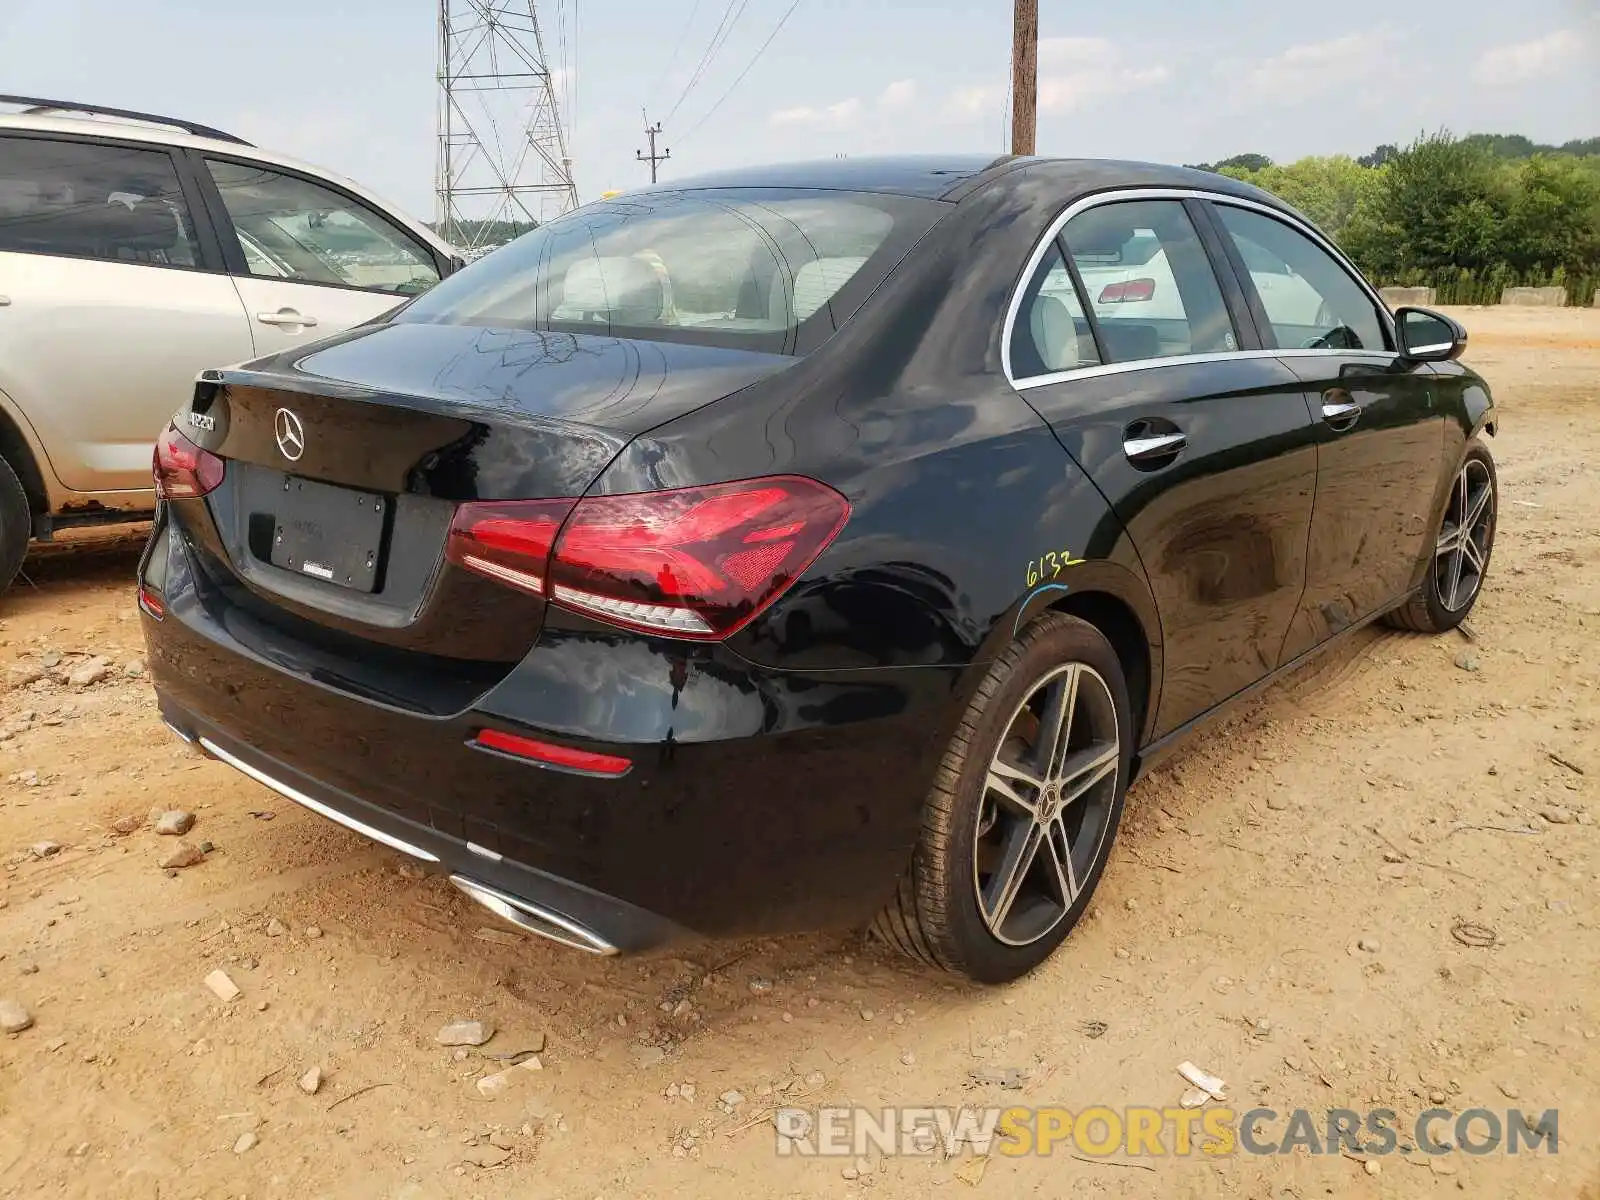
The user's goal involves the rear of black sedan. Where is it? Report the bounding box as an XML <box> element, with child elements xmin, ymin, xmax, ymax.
<box><xmin>140</xmin><ymin>168</ymin><xmax>994</xmax><ymax>955</ymax></box>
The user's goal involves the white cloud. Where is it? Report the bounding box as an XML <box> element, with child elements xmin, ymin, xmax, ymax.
<box><xmin>1474</xmin><ymin>29</ymin><xmax>1584</xmax><ymax>85</ymax></box>
<box><xmin>1040</xmin><ymin>64</ymin><xmax>1168</xmax><ymax>112</ymax></box>
<box><xmin>946</xmin><ymin>84</ymin><xmax>1003</xmax><ymax>118</ymax></box>
<box><xmin>768</xmin><ymin>98</ymin><xmax>861</xmax><ymax>127</ymax></box>
<box><xmin>879</xmin><ymin>79</ymin><xmax>916</xmax><ymax>108</ymax></box>
<box><xmin>1243</xmin><ymin>32</ymin><xmax>1392</xmax><ymax>97</ymax></box>
<box><xmin>1038</xmin><ymin>36</ymin><xmax>1114</xmax><ymax>66</ymax></box>
<box><xmin>1034</xmin><ymin>37</ymin><xmax>1169</xmax><ymax>114</ymax></box>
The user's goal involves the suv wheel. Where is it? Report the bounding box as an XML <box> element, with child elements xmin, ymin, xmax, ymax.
<box><xmin>0</xmin><ymin>457</ymin><xmax>31</xmax><ymax>594</ymax></box>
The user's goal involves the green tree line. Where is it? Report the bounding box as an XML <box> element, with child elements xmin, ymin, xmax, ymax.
<box><xmin>429</xmin><ymin>218</ymin><xmax>540</xmax><ymax>248</ymax></box>
<box><xmin>1193</xmin><ymin>132</ymin><xmax>1600</xmax><ymax>306</ymax></box>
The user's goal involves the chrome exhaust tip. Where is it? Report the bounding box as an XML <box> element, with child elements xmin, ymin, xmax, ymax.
<box><xmin>449</xmin><ymin>875</ymin><xmax>618</xmax><ymax>956</ymax></box>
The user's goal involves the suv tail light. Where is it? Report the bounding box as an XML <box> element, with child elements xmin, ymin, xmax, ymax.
<box><xmin>153</xmin><ymin>424</ymin><xmax>225</xmax><ymax>499</ymax></box>
<box><xmin>446</xmin><ymin>476</ymin><xmax>850</xmax><ymax>640</ymax></box>
<box><xmin>1098</xmin><ymin>277</ymin><xmax>1156</xmax><ymax>304</ymax></box>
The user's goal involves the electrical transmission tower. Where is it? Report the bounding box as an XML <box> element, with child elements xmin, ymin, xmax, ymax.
<box><xmin>435</xmin><ymin>0</ymin><xmax>578</xmax><ymax>252</ymax></box>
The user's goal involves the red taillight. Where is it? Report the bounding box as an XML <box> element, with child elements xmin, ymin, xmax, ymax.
<box><xmin>445</xmin><ymin>476</ymin><xmax>850</xmax><ymax>640</ymax></box>
<box><xmin>445</xmin><ymin>499</ymin><xmax>576</xmax><ymax>596</ymax></box>
<box><xmin>137</xmin><ymin>584</ymin><xmax>165</xmax><ymax>620</ymax></box>
<box><xmin>153</xmin><ymin>424</ymin><xmax>225</xmax><ymax>499</ymax></box>
<box><xmin>1098</xmin><ymin>277</ymin><xmax>1156</xmax><ymax>304</ymax></box>
<box><xmin>472</xmin><ymin>728</ymin><xmax>632</xmax><ymax>777</ymax></box>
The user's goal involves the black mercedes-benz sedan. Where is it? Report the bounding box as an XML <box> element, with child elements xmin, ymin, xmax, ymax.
<box><xmin>140</xmin><ymin>155</ymin><xmax>1498</xmax><ymax>983</ymax></box>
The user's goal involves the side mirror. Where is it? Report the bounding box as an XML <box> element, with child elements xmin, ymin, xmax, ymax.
<box><xmin>448</xmin><ymin>253</ymin><xmax>468</xmax><ymax>275</ymax></box>
<box><xmin>1395</xmin><ymin>306</ymin><xmax>1467</xmax><ymax>362</ymax></box>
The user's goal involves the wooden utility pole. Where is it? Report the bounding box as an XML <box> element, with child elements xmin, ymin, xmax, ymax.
<box><xmin>636</xmin><ymin>119</ymin><xmax>670</xmax><ymax>184</ymax></box>
<box><xmin>1010</xmin><ymin>0</ymin><xmax>1038</xmax><ymax>156</ymax></box>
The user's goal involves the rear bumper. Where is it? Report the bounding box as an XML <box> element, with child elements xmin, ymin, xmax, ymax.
<box><xmin>159</xmin><ymin>702</ymin><xmax>676</xmax><ymax>952</ymax></box>
<box><xmin>141</xmin><ymin>518</ymin><xmax>963</xmax><ymax>946</ymax></box>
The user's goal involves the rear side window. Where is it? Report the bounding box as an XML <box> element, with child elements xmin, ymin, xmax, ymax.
<box><xmin>1010</xmin><ymin>243</ymin><xmax>1099</xmax><ymax>378</ymax></box>
<box><xmin>0</xmin><ymin>136</ymin><xmax>198</xmax><ymax>266</ymax></box>
<box><xmin>397</xmin><ymin>188</ymin><xmax>946</xmax><ymax>354</ymax></box>
<box><xmin>1061</xmin><ymin>200</ymin><xmax>1236</xmax><ymax>363</ymax></box>
<box><xmin>1212</xmin><ymin>205</ymin><xmax>1387</xmax><ymax>352</ymax></box>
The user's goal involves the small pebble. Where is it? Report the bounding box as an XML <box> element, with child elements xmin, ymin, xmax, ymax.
<box><xmin>1358</xmin><ymin>937</ymin><xmax>1381</xmax><ymax>953</ymax></box>
<box><xmin>153</xmin><ymin>810</ymin><xmax>195</xmax><ymax>836</ymax></box>
<box><xmin>1365</xmin><ymin>1159</ymin><xmax>1381</xmax><ymax>1176</ymax></box>
<box><xmin>0</xmin><ymin>998</ymin><xmax>34</xmax><ymax>1033</ymax></box>
<box><xmin>233</xmin><ymin>1131</ymin><xmax>258</xmax><ymax>1154</ymax></box>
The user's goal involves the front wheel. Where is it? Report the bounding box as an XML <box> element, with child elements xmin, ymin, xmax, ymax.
<box><xmin>873</xmin><ymin>612</ymin><xmax>1133</xmax><ymax>983</ymax></box>
<box><xmin>1383</xmin><ymin>442</ymin><xmax>1497</xmax><ymax>633</ymax></box>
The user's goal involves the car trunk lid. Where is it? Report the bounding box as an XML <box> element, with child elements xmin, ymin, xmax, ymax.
<box><xmin>171</xmin><ymin>321</ymin><xmax>794</xmax><ymax>678</ymax></box>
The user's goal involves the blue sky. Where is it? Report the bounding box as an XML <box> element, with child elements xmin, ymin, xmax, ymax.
<box><xmin>5</xmin><ymin>0</ymin><xmax>1597</xmax><ymax>222</ymax></box>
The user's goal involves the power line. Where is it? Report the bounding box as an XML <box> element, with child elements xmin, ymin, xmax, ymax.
<box><xmin>677</xmin><ymin>0</ymin><xmax>804</xmax><ymax>145</ymax></box>
<box><xmin>662</xmin><ymin>0</ymin><xmax>752</xmax><ymax>125</ymax></box>
<box><xmin>649</xmin><ymin>0</ymin><xmax>705</xmax><ymax>112</ymax></box>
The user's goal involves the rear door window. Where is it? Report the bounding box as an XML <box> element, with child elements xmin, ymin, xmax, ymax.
<box><xmin>0</xmin><ymin>136</ymin><xmax>199</xmax><ymax>267</ymax></box>
<box><xmin>1010</xmin><ymin>243</ymin><xmax>1099</xmax><ymax>378</ymax></box>
<box><xmin>397</xmin><ymin>189</ymin><xmax>946</xmax><ymax>354</ymax></box>
<box><xmin>1060</xmin><ymin>199</ymin><xmax>1236</xmax><ymax>363</ymax></box>
<box><xmin>1212</xmin><ymin>204</ymin><xmax>1388</xmax><ymax>352</ymax></box>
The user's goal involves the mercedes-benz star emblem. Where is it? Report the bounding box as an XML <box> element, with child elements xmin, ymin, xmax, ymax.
<box><xmin>273</xmin><ymin>407</ymin><xmax>305</xmax><ymax>462</ymax></box>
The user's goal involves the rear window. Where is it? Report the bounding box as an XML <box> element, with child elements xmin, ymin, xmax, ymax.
<box><xmin>396</xmin><ymin>188</ymin><xmax>945</xmax><ymax>354</ymax></box>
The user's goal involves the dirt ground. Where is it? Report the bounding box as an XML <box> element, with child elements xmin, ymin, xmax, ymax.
<box><xmin>1</xmin><ymin>306</ymin><xmax>1596</xmax><ymax>1200</ymax></box>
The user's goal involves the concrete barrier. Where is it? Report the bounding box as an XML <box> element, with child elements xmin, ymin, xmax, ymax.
<box><xmin>1501</xmin><ymin>286</ymin><xmax>1567</xmax><ymax>307</ymax></box>
<box><xmin>1379</xmin><ymin>286</ymin><xmax>1435</xmax><ymax>307</ymax></box>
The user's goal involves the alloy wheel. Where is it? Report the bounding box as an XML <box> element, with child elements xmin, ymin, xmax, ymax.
<box><xmin>1434</xmin><ymin>459</ymin><xmax>1495</xmax><ymax>612</ymax></box>
<box><xmin>973</xmin><ymin>662</ymin><xmax>1121</xmax><ymax>947</ymax></box>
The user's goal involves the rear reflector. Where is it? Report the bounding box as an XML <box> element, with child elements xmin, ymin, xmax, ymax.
<box><xmin>1098</xmin><ymin>277</ymin><xmax>1156</xmax><ymax>304</ymax></box>
<box><xmin>153</xmin><ymin>424</ymin><xmax>225</xmax><ymax>499</ymax></box>
<box><xmin>137</xmin><ymin>584</ymin><xmax>165</xmax><ymax>620</ymax></box>
<box><xmin>472</xmin><ymin>728</ymin><xmax>632</xmax><ymax>777</ymax></box>
<box><xmin>446</xmin><ymin>476</ymin><xmax>850</xmax><ymax>640</ymax></box>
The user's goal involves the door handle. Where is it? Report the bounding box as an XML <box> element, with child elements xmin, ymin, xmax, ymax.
<box><xmin>0</xmin><ymin>295</ymin><xmax>11</xmax><ymax>307</ymax></box>
<box><xmin>1123</xmin><ymin>431</ymin><xmax>1187</xmax><ymax>464</ymax></box>
<box><xmin>1321</xmin><ymin>398</ymin><xmax>1361</xmax><ymax>428</ymax></box>
<box><xmin>256</xmin><ymin>309</ymin><xmax>317</xmax><ymax>328</ymax></box>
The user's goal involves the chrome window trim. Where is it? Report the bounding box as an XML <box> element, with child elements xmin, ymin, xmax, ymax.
<box><xmin>1001</xmin><ymin>187</ymin><xmax>1397</xmax><ymax>389</ymax></box>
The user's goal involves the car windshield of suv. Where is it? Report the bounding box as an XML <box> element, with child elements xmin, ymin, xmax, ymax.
<box><xmin>396</xmin><ymin>188</ymin><xmax>946</xmax><ymax>353</ymax></box>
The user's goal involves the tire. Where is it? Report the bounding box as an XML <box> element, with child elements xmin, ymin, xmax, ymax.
<box><xmin>1383</xmin><ymin>441</ymin><xmax>1497</xmax><ymax>634</ymax></box>
<box><xmin>873</xmin><ymin>612</ymin><xmax>1133</xmax><ymax>984</ymax></box>
<box><xmin>0</xmin><ymin>456</ymin><xmax>31</xmax><ymax>594</ymax></box>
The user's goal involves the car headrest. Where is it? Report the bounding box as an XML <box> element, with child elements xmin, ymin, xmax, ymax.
<box><xmin>561</xmin><ymin>256</ymin><xmax>666</xmax><ymax>325</ymax></box>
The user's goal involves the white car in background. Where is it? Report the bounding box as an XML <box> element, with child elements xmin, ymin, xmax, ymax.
<box><xmin>0</xmin><ymin>95</ymin><xmax>462</xmax><ymax>590</ymax></box>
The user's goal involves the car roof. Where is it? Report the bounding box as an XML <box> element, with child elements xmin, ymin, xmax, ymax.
<box><xmin>624</xmin><ymin>154</ymin><xmax>1290</xmax><ymax>213</ymax></box>
<box><xmin>0</xmin><ymin>110</ymin><xmax>455</xmax><ymax>257</ymax></box>
<box><xmin>634</xmin><ymin>155</ymin><xmax>1019</xmax><ymax>200</ymax></box>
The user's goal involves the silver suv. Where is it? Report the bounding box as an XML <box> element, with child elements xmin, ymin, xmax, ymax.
<box><xmin>0</xmin><ymin>96</ymin><xmax>461</xmax><ymax>588</ymax></box>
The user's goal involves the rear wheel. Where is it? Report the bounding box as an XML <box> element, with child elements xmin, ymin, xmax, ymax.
<box><xmin>1384</xmin><ymin>443</ymin><xmax>1497</xmax><ymax>633</ymax></box>
<box><xmin>873</xmin><ymin>612</ymin><xmax>1132</xmax><ymax>983</ymax></box>
<box><xmin>0</xmin><ymin>457</ymin><xmax>31</xmax><ymax>594</ymax></box>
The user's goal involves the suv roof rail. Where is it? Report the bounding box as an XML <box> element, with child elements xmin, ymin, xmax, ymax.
<box><xmin>0</xmin><ymin>94</ymin><xmax>253</xmax><ymax>147</ymax></box>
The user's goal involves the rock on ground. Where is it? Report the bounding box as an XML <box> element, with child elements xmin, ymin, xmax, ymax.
<box><xmin>158</xmin><ymin>841</ymin><xmax>206</xmax><ymax>870</ymax></box>
<box><xmin>436</xmin><ymin>1019</ymin><xmax>494</xmax><ymax>1047</ymax></box>
<box><xmin>154</xmin><ymin>810</ymin><xmax>196</xmax><ymax>836</ymax></box>
<box><xmin>0</xmin><ymin>998</ymin><xmax>34</xmax><ymax>1033</ymax></box>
